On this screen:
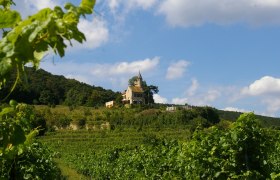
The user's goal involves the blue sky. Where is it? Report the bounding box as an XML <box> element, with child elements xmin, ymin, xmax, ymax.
<box><xmin>13</xmin><ymin>0</ymin><xmax>280</xmax><ymax>117</ymax></box>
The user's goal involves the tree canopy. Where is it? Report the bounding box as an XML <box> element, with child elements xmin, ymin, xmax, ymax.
<box><xmin>0</xmin><ymin>67</ymin><xmax>121</xmax><ymax>106</ymax></box>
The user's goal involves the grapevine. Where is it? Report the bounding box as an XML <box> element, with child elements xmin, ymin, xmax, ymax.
<box><xmin>0</xmin><ymin>0</ymin><xmax>95</xmax><ymax>178</ymax></box>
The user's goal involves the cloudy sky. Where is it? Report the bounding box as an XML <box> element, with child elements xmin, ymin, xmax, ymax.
<box><xmin>13</xmin><ymin>0</ymin><xmax>280</xmax><ymax>117</ymax></box>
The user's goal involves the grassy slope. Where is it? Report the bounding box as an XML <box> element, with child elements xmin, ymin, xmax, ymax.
<box><xmin>55</xmin><ymin>159</ymin><xmax>88</xmax><ymax>180</ymax></box>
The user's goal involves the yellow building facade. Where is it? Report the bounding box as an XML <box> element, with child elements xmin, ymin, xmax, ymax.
<box><xmin>122</xmin><ymin>72</ymin><xmax>145</xmax><ymax>104</ymax></box>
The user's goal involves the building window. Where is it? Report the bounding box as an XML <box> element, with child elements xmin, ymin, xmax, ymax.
<box><xmin>134</xmin><ymin>93</ymin><xmax>142</xmax><ymax>98</ymax></box>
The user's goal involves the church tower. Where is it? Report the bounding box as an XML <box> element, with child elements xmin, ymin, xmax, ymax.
<box><xmin>134</xmin><ymin>71</ymin><xmax>143</xmax><ymax>87</ymax></box>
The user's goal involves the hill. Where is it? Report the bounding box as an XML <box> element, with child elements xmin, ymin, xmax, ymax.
<box><xmin>0</xmin><ymin>67</ymin><xmax>122</xmax><ymax>106</ymax></box>
<box><xmin>218</xmin><ymin>109</ymin><xmax>280</xmax><ymax>127</ymax></box>
<box><xmin>1</xmin><ymin>67</ymin><xmax>279</xmax><ymax>127</ymax></box>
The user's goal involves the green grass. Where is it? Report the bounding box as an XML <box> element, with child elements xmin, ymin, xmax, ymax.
<box><xmin>55</xmin><ymin>159</ymin><xmax>89</xmax><ymax>180</ymax></box>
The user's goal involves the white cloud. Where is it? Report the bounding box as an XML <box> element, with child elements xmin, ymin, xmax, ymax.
<box><xmin>91</xmin><ymin>57</ymin><xmax>160</xmax><ymax>76</ymax></box>
<box><xmin>153</xmin><ymin>94</ymin><xmax>168</xmax><ymax>104</ymax></box>
<box><xmin>108</xmin><ymin>0</ymin><xmax>119</xmax><ymax>11</ymax></box>
<box><xmin>105</xmin><ymin>0</ymin><xmax>158</xmax><ymax>26</ymax></box>
<box><xmin>264</xmin><ymin>98</ymin><xmax>280</xmax><ymax>115</ymax></box>
<box><xmin>27</xmin><ymin>0</ymin><xmax>57</xmax><ymax>11</ymax></box>
<box><xmin>75</xmin><ymin>18</ymin><xmax>109</xmax><ymax>49</ymax></box>
<box><xmin>172</xmin><ymin>78</ymin><xmax>221</xmax><ymax>106</ymax></box>
<box><xmin>240</xmin><ymin>76</ymin><xmax>280</xmax><ymax>116</ymax></box>
<box><xmin>158</xmin><ymin>0</ymin><xmax>280</xmax><ymax>27</ymax></box>
<box><xmin>166</xmin><ymin>60</ymin><xmax>190</xmax><ymax>80</ymax></box>
<box><xmin>40</xmin><ymin>57</ymin><xmax>160</xmax><ymax>91</ymax></box>
<box><xmin>223</xmin><ymin>107</ymin><xmax>248</xmax><ymax>113</ymax></box>
<box><xmin>187</xmin><ymin>89</ymin><xmax>221</xmax><ymax>106</ymax></box>
<box><xmin>65</xmin><ymin>74</ymin><xmax>92</xmax><ymax>85</ymax></box>
<box><xmin>241</xmin><ymin>76</ymin><xmax>280</xmax><ymax>96</ymax></box>
<box><xmin>108</xmin><ymin>0</ymin><xmax>158</xmax><ymax>12</ymax></box>
<box><xmin>186</xmin><ymin>78</ymin><xmax>199</xmax><ymax>96</ymax></box>
<box><xmin>171</xmin><ymin>97</ymin><xmax>188</xmax><ymax>105</ymax></box>
<box><xmin>13</xmin><ymin>0</ymin><xmax>59</xmax><ymax>18</ymax></box>
<box><xmin>205</xmin><ymin>90</ymin><xmax>220</xmax><ymax>102</ymax></box>
<box><xmin>132</xmin><ymin>0</ymin><xmax>158</xmax><ymax>10</ymax></box>
<box><xmin>169</xmin><ymin>76</ymin><xmax>280</xmax><ymax>117</ymax></box>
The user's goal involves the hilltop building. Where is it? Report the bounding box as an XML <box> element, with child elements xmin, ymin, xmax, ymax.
<box><xmin>122</xmin><ymin>72</ymin><xmax>145</xmax><ymax>104</ymax></box>
<box><xmin>166</xmin><ymin>105</ymin><xmax>193</xmax><ymax>111</ymax></box>
<box><xmin>166</xmin><ymin>106</ymin><xmax>177</xmax><ymax>111</ymax></box>
<box><xmin>105</xmin><ymin>101</ymin><xmax>115</xmax><ymax>108</ymax></box>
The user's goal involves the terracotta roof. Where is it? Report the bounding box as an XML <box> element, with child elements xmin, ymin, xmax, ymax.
<box><xmin>129</xmin><ymin>86</ymin><xmax>144</xmax><ymax>93</ymax></box>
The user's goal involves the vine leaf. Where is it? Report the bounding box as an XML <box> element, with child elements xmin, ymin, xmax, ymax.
<box><xmin>80</xmin><ymin>0</ymin><xmax>96</xmax><ymax>14</ymax></box>
<box><xmin>0</xmin><ymin>9</ymin><xmax>20</xmax><ymax>28</ymax></box>
<box><xmin>11</xmin><ymin>124</ymin><xmax>26</xmax><ymax>146</ymax></box>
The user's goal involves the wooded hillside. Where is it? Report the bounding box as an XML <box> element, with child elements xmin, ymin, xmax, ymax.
<box><xmin>0</xmin><ymin>67</ymin><xmax>122</xmax><ymax>106</ymax></box>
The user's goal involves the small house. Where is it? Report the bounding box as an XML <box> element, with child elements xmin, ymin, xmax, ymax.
<box><xmin>166</xmin><ymin>106</ymin><xmax>177</xmax><ymax>111</ymax></box>
<box><xmin>105</xmin><ymin>101</ymin><xmax>115</xmax><ymax>108</ymax></box>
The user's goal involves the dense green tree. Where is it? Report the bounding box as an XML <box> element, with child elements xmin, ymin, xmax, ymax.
<box><xmin>194</xmin><ymin>106</ymin><xmax>220</xmax><ymax>125</ymax></box>
<box><xmin>115</xmin><ymin>92</ymin><xmax>123</xmax><ymax>105</ymax></box>
<box><xmin>86</xmin><ymin>89</ymin><xmax>104</xmax><ymax>107</ymax></box>
<box><xmin>0</xmin><ymin>67</ymin><xmax>121</xmax><ymax>107</ymax></box>
<box><xmin>144</xmin><ymin>84</ymin><xmax>159</xmax><ymax>104</ymax></box>
<box><xmin>128</xmin><ymin>76</ymin><xmax>138</xmax><ymax>86</ymax></box>
<box><xmin>64</xmin><ymin>86</ymin><xmax>92</xmax><ymax>106</ymax></box>
<box><xmin>39</xmin><ymin>89</ymin><xmax>55</xmax><ymax>105</ymax></box>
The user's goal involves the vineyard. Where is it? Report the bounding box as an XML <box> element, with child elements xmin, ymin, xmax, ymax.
<box><xmin>2</xmin><ymin>101</ymin><xmax>280</xmax><ymax>179</ymax></box>
<box><xmin>39</xmin><ymin>127</ymin><xmax>191</xmax><ymax>177</ymax></box>
<box><xmin>38</xmin><ymin>112</ymin><xmax>280</xmax><ymax>179</ymax></box>
<box><xmin>40</xmin><ymin>128</ymin><xmax>191</xmax><ymax>153</ymax></box>
<box><xmin>1</xmin><ymin>101</ymin><xmax>278</xmax><ymax>179</ymax></box>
